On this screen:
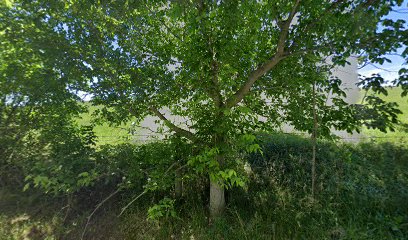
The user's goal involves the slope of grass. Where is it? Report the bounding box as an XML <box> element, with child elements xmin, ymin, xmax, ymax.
<box><xmin>360</xmin><ymin>88</ymin><xmax>408</xmax><ymax>143</ymax></box>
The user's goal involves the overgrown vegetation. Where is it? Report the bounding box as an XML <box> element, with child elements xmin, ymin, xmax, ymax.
<box><xmin>1</xmin><ymin>134</ymin><xmax>407</xmax><ymax>239</ymax></box>
<box><xmin>1</xmin><ymin>0</ymin><xmax>408</xmax><ymax>239</ymax></box>
<box><xmin>2</xmin><ymin>0</ymin><xmax>407</xmax><ymax>218</ymax></box>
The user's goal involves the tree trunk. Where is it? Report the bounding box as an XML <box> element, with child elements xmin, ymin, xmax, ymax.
<box><xmin>209</xmin><ymin>179</ymin><xmax>225</xmax><ymax>218</ymax></box>
<box><xmin>209</xmin><ymin>143</ymin><xmax>226</xmax><ymax>218</ymax></box>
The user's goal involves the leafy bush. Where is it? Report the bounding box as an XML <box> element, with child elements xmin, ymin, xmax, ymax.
<box><xmin>2</xmin><ymin>131</ymin><xmax>408</xmax><ymax>239</ymax></box>
<box><xmin>96</xmin><ymin>137</ymin><xmax>194</xmax><ymax>192</ymax></box>
<box><xmin>23</xmin><ymin>121</ymin><xmax>98</xmax><ymax>195</ymax></box>
<box><xmin>102</xmin><ymin>133</ymin><xmax>408</xmax><ymax>239</ymax></box>
<box><xmin>147</xmin><ymin>197</ymin><xmax>178</xmax><ymax>222</ymax></box>
<box><xmin>238</xmin><ymin>133</ymin><xmax>408</xmax><ymax>239</ymax></box>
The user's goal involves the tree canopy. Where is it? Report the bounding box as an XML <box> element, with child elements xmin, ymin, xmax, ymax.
<box><xmin>1</xmin><ymin>0</ymin><xmax>407</xmax><ymax>217</ymax></box>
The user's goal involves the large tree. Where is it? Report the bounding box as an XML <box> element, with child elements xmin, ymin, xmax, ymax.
<box><xmin>2</xmin><ymin>0</ymin><xmax>407</xmax><ymax>217</ymax></box>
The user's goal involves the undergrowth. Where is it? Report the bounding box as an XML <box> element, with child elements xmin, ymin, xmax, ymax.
<box><xmin>1</xmin><ymin>133</ymin><xmax>407</xmax><ymax>239</ymax></box>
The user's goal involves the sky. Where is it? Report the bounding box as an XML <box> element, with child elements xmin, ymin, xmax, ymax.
<box><xmin>358</xmin><ymin>1</ymin><xmax>408</xmax><ymax>83</ymax></box>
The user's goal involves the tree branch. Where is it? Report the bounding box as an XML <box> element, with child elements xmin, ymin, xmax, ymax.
<box><xmin>277</xmin><ymin>0</ymin><xmax>301</xmax><ymax>55</ymax></box>
<box><xmin>149</xmin><ymin>106</ymin><xmax>197</xmax><ymax>142</ymax></box>
<box><xmin>210</xmin><ymin>52</ymin><xmax>223</xmax><ymax>108</ymax></box>
<box><xmin>119</xmin><ymin>190</ymin><xmax>148</xmax><ymax>216</ymax></box>
<box><xmin>196</xmin><ymin>1</ymin><xmax>223</xmax><ymax>108</ymax></box>
<box><xmin>225</xmin><ymin>0</ymin><xmax>301</xmax><ymax>108</ymax></box>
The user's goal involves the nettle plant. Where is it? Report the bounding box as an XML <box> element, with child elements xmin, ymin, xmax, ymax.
<box><xmin>4</xmin><ymin>0</ymin><xmax>407</xmax><ymax>217</ymax></box>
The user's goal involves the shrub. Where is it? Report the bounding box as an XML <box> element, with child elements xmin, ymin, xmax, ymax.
<box><xmin>238</xmin><ymin>133</ymin><xmax>408</xmax><ymax>239</ymax></box>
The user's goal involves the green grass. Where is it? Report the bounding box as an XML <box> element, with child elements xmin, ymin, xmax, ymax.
<box><xmin>3</xmin><ymin>92</ymin><xmax>407</xmax><ymax>239</ymax></box>
<box><xmin>77</xmin><ymin>88</ymin><xmax>408</xmax><ymax>146</ymax></box>
<box><xmin>0</xmin><ymin>189</ymin><xmax>59</xmax><ymax>240</ymax></box>
<box><xmin>361</xmin><ymin>87</ymin><xmax>408</xmax><ymax>143</ymax></box>
<box><xmin>77</xmin><ymin>103</ymin><xmax>133</xmax><ymax>145</ymax></box>
<box><xmin>1</xmin><ymin>135</ymin><xmax>407</xmax><ymax>239</ymax></box>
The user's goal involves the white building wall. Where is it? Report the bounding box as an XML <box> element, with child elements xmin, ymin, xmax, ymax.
<box><xmin>330</xmin><ymin>57</ymin><xmax>361</xmax><ymax>141</ymax></box>
<box><xmin>137</xmin><ymin>58</ymin><xmax>360</xmax><ymax>142</ymax></box>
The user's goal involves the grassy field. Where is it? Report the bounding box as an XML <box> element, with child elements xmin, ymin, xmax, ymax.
<box><xmin>77</xmin><ymin>103</ymin><xmax>133</xmax><ymax>145</ymax></box>
<box><xmin>78</xmin><ymin>88</ymin><xmax>408</xmax><ymax>145</ymax></box>
<box><xmin>360</xmin><ymin>87</ymin><xmax>408</xmax><ymax>143</ymax></box>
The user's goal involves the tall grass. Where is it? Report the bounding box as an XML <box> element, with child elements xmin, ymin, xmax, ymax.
<box><xmin>1</xmin><ymin>133</ymin><xmax>407</xmax><ymax>239</ymax></box>
<box><xmin>118</xmin><ymin>134</ymin><xmax>408</xmax><ymax>239</ymax></box>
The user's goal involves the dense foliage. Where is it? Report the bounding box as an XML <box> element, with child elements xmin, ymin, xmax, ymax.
<box><xmin>4</xmin><ymin>0</ymin><xmax>404</xmax><ymax>215</ymax></box>
<box><xmin>1</xmin><ymin>135</ymin><xmax>407</xmax><ymax>239</ymax></box>
<box><xmin>1</xmin><ymin>0</ymin><xmax>408</xmax><ymax>234</ymax></box>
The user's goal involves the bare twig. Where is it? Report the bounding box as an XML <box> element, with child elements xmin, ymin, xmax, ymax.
<box><xmin>119</xmin><ymin>191</ymin><xmax>148</xmax><ymax>217</ymax></box>
<box><xmin>81</xmin><ymin>188</ymin><xmax>121</xmax><ymax>240</ymax></box>
<box><xmin>164</xmin><ymin>161</ymin><xmax>180</xmax><ymax>176</ymax></box>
